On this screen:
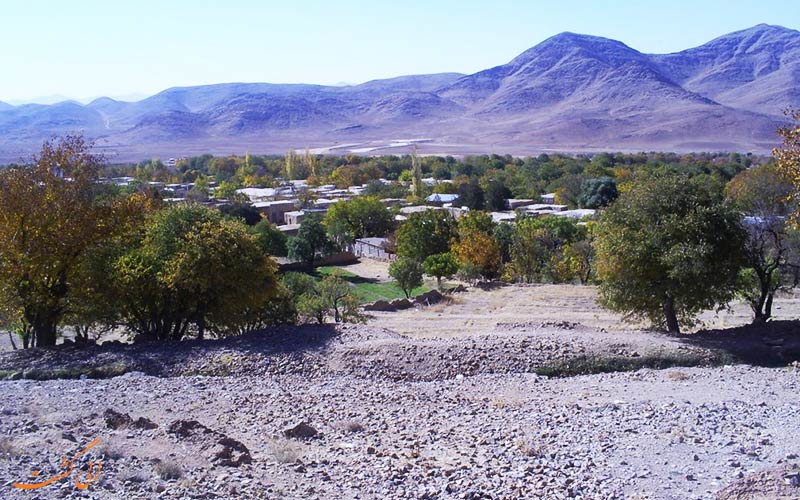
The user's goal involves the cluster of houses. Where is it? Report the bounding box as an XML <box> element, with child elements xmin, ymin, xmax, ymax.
<box><xmin>101</xmin><ymin>176</ymin><xmax>596</xmax><ymax>262</ymax></box>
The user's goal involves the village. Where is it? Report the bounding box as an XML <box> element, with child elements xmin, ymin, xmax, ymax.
<box><xmin>99</xmin><ymin>174</ymin><xmax>597</xmax><ymax>262</ymax></box>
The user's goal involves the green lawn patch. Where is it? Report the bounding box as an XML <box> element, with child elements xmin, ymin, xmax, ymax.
<box><xmin>315</xmin><ymin>266</ymin><xmax>431</xmax><ymax>303</ymax></box>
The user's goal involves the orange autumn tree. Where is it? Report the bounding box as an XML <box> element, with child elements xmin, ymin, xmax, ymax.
<box><xmin>452</xmin><ymin>211</ymin><xmax>502</xmax><ymax>280</ymax></box>
<box><xmin>775</xmin><ymin>109</ymin><xmax>800</xmax><ymax>226</ymax></box>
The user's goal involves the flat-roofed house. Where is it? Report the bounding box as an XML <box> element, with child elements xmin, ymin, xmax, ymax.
<box><xmin>353</xmin><ymin>237</ymin><xmax>395</xmax><ymax>261</ymax></box>
<box><xmin>253</xmin><ymin>200</ymin><xmax>297</xmax><ymax>224</ymax></box>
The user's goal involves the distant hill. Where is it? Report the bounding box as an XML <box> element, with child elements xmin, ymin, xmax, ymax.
<box><xmin>0</xmin><ymin>25</ymin><xmax>797</xmax><ymax>161</ymax></box>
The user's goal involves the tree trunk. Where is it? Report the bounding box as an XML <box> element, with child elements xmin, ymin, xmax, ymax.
<box><xmin>764</xmin><ymin>293</ymin><xmax>774</xmax><ymax>321</ymax></box>
<box><xmin>663</xmin><ymin>296</ymin><xmax>680</xmax><ymax>334</ymax></box>
<box><xmin>7</xmin><ymin>331</ymin><xmax>17</xmax><ymax>350</ymax></box>
<box><xmin>33</xmin><ymin>319</ymin><xmax>58</xmax><ymax>347</ymax></box>
<box><xmin>197</xmin><ymin>316</ymin><xmax>205</xmax><ymax>340</ymax></box>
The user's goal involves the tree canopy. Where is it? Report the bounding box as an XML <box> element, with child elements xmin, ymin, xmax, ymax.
<box><xmin>288</xmin><ymin>213</ymin><xmax>334</xmax><ymax>269</ymax></box>
<box><xmin>96</xmin><ymin>204</ymin><xmax>279</xmax><ymax>341</ymax></box>
<box><xmin>389</xmin><ymin>257</ymin><xmax>424</xmax><ymax>298</ymax></box>
<box><xmin>323</xmin><ymin>197</ymin><xmax>394</xmax><ymax>249</ymax></box>
<box><xmin>395</xmin><ymin>210</ymin><xmax>458</xmax><ymax>262</ymax></box>
<box><xmin>0</xmin><ymin>136</ymin><xmax>155</xmax><ymax>347</ymax></box>
<box><xmin>594</xmin><ymin>175</ymin><xmax>746</xmax><ymax>333</ymax></box>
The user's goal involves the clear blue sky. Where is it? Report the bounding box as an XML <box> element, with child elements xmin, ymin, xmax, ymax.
<box><xmin>1</xmin><ymin>0</ymin><xmax>797</xmax><ymax>103</ymax></box>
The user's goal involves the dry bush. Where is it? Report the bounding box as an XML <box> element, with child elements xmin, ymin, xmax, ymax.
<box><xmin>516</xmin><ymin>437</ymin><xmax>545</xmax><ymax>458</ymax></box>
<box><xmin>667</xmin><ymin>370</ymin><xmax>691</xmax><ymax>381</ymax></box>
<box><xmin>98</xmin><ymin>441</ymin><xmax>126</xmax><ymax>460</ymax></box>
<box><xmin>0</xmin><ymin>437</ymin><xmax>17</xmax><ymax>456</ymax></box>
<box><xmin>268</xmin><ymin>438</ymin><xmax>304</xmax><ymax>464</ymax></box>
<box><xmin>335</xmin><ymin>419</ymin><xmax>365</xmax><ymax>433</ymax></box>
<box><xmin>670</xmin><ymin>426</ymin><xmax>688</xmax><ymax>444</ymax></box>
<box><xmin>154</xmin><ymin>460</ymin><xmax>183</xmax><ymax>480</ymax></box>
<box><xmin>118</xmin><ymin>468</ymin><xmax>149</xmax><ymax>483</ymax></box>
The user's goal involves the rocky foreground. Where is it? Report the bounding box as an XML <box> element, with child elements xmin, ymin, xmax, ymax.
<box><xmin>0</xmin><ymin>325</ymin><xmax>798</xmax><ymax>499</ymax></box>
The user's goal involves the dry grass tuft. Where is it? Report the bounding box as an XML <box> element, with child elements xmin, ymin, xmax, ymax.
<box><xmin>0</xmin><ymin>437</ymin><xmax>18</xmax><ymax>456</ymax></box>
<box><xmin>98</xmin><ymin>441</ymin><xmax>126</xmax><ymax>460</ymax></box>
<box><xmin>268</xmin><ymin>438</ymin><xmax>304</xmax><ymax>464</ymax></box>
<box><xmin>667</xmin><ymin>370</ymin><xmax>691</xmax><ymax>381</ymax></box>
<box><xmin>516</xmin><ymin>437</ymin><xmax>545</xmax><ymax>458</ymax></box>
<box><xmin>336</xmin><ymin>419</ymin><xmax>365</xmax><ymax>433</ymax></box>
<box><xmin>118</xmin><ymin>468</ymin><xmax>149</xmax><ymax>483</ymax></box>
<box><xmin>154</xmin><ymin>460</ymin><xmax>184</xmax><ymax>480</ymax></box>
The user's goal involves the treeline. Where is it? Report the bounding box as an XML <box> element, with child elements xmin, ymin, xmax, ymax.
<box><xmin>96</xmin><ymin>150</ymin><xmax>763</xmax><ymax>209</ymax></box>
<box><xmin>1</xmin><ymin>113</ymin><xmax>797</xmax><ymax>347</ymax></box>
<box><xmin>0</xmin><ymin>138</ymin><xmax>294</xmax><ymax>348</ymax></box>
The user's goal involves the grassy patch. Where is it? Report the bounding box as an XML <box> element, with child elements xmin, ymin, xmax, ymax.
<box><xmin>315</xmin><ymin>266</ymin><xmax>431</xmax><ymax>303</ymax></box>
<box><xmin>534</xmin><ymin>349</ymin><xmax>733</xmax><ymax>378</ymax></box>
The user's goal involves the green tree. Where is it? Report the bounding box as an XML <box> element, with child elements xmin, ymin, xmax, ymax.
<box><xmin>287</xmin><ymin>213</ymin><xmax>334</xmax><ymax>269</ymax></box>
<box><xmin>458</xmin><ymin>178</ymin><xmax>485</xmax><ymax>210</ymax></box>
<box><xmin>99</xmin><ymin>204</ymin><xmax>279</xmax><ymax>340</ymax></box>
<box><xmin>284</xmin><ymin>149</ymin><xmax>296</xmax><ymax>180</ymax></box>
<box><xmin>509</xmin><ymin>216</ymin><xmax>585</xmax><ymax>283</ymax></box>
<box><xmin>486</xmin><ymin>179</ymin><xmax>511</xmax><ymax>211</ymax></box>
<box><xmin>493</xmin><ymin>222</ymin><xmax>514</xmax><ymax>263</ymax></box>
<box><xmin>578</xmin><ymin>177</ymin><xmax>618</xmax><ymax>208</ymax></box>
<box><xmin>219</xmin><ymin>202</ymin><xmax>262</xmax><ymax>226</ymax></box>
<box><xmin>316</xmin><ymin>273</ymin><xmax>364</xmax><ymax>323</ymax></box>
<box><xmin>214</xmin><ymin>180</ymin><xmax>247</xmax><ymax>202</ymax></box>
<box><xmin>253</xmin><ymin>220</ymin><xmax>288</xmax><ymax>257</ymax></box>
<box><xmin>411</xmin><ymin>146</ymin><xmax>424</xmax><ymax>199</ymax></box>
<box><xmin>423</xmin><ymin>253</ymin><xmax>459</xmax><ymax>289</ymax></box>
<box><xmin>727</xmin><ymin>163</ymin><xmax>799</xmax><ymax>322</ymax></box>
<box><xmin>281</xmin><ymin>272</ymin><xmax>318</xmax><ymax>297</ymax></box>
<box><xmin>323</xmin><ymin>197</ymin><xmax>394</xmax><ymax>249</ymax></box>
<box><xmin>389</xmin><ymin>257</ymin><xmax>424</xmax><ymax>298</ymax></box>
<box><xmin>395</xmin><ymin>210</ymin><xmax>458</xmax><ymax>262</ymax></box>
<box><xmin>595</xmin><ymin>175</ymin><xmax>746</xmax><ymax>333</ymax></box>
<box><xmin>290</xmin><ymin>272</ymin><xmax>364</xmax><ymax>324</ymax></box>
<box><xmin>188</xmin><ymin>175</ymin><xmax>210</xmax><ymax>202</ymax></box>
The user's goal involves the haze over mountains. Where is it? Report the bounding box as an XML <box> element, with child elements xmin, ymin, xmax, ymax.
<box><xmin>0</xmin><ymin>24</ymin><xmax>797</xmax><ymax>161</ymax></box>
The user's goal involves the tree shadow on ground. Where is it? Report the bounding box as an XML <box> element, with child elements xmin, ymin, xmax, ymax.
<box><xmin>0</xmin><ymin>324</ymin><xmax>342</xmax><ymax>380</ymax></box>
<box><xmin>311</xmin><ymin>270</ymin><xmax>379</xmax><ymax>285</ymax></box>
<box><xmin>679</xmin><ymin>320</ymin><xmax>800</xmax><ymax>367</ymax></box>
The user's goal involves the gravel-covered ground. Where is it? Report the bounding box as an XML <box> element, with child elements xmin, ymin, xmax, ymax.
<box><xmin>0</xmin><ymin>363</ymin><xmax>798</xmax><ymax>499</ymax></box>
<box><xmin>0</xmin><ymin>319</ymin><xmax>799</xmax><ymax>499</ymax></box>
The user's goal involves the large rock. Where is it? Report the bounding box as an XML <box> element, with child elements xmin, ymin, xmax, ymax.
<box><xmin>389</xmin><ymin>299</ymin><xmax>413</xmax><ymax>310</ymax></box>
<box><xmin>413</xmin><ymin>289</ymin><xmax>444</xmax><ymax>306</ymax></box>
<box><xmin>282</xmin><ymin>422</ymin><xmax>319</xmax><ymax>439</ymax></box>
<box><xmin>104</xmin><ymin>408</ymin><xmax>158</xmax><ymax>430</ymax></box>
<box><xmin>104</xmin><ymin>408</ymin><xmax>132</xmax><ymax>430</ymax></box>
<box><xmin>363</xmin><ymin>300</ymin><xmax>395</xmax><ymax>312</ymax></box>
<box><xmin>168</xmin><ymin>419</ymin><xmax>252</xmax><ymax>467</ymax></box>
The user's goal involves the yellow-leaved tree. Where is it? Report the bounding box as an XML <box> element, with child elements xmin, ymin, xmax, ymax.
<box><xmin>775</xmin><ymin>109</ymin><xmax>800</xmax><ymax>225</ymax></box>
<box><xmin>0</xmin><ymin>136</ymin><xmax>153</xmax><ymax>347</ymax></box>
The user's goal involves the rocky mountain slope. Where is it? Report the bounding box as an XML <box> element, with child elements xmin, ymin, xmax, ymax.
<box><xmin>0</xmin><ymin>24</ymin><xmax>797</xmax><ymax>161</ymax></box>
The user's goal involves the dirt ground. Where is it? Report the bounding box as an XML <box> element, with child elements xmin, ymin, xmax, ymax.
<box><xmin>337</xmin><ymin>260</ymin><xmax>800</xmax><ymax>338</ymax></box>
